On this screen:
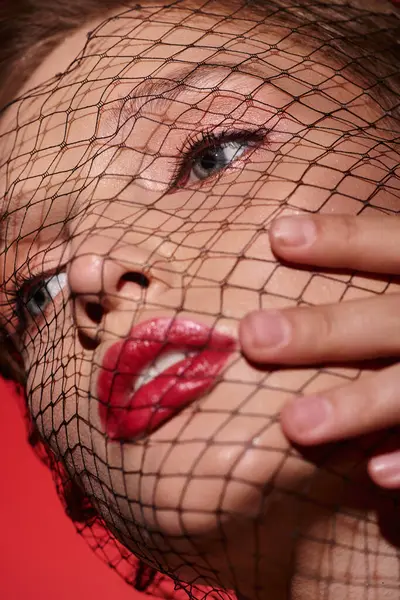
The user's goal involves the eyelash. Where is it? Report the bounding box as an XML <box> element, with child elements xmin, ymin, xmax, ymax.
<box><xmin>170</xmin><ymin>126</ymin><xmax>268</xmax><ymax>189</ymax></box>
<box><xmin>12</xmin><ymin>267</ymin><xmax>59</xmax><ymax>330</ymax></box>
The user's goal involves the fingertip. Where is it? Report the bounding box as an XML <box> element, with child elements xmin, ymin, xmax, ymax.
<box><xmin>238</xmin><ymin>310</ymin><xmax>258</xmax><ymax>355</ymax></box>
<box><xmin>368</xmin><ymin>453</ymin><xmax>400</xmax><ymax>489</ymax></box>
<box><xmin>269</xmin><ymin>216</ymin><xmax>317</xmax><ymax>253</ymax></box>
<box><xmin>239</xmin><ymin>310</ymin><xmax>292</xmax><ymax>362</ymax></box>
<box><xmin>280</xmin><ymin>401</ymin><xmax>304</xmax><ymax>443</ymax></box>
<box><xmin>280</xmin><ymin>395</ymin><xmax>333</xmax><ymax>445</ymax></box>
<box><xmin>238</xmin><ymin>310</ymin><xmax>270</xmax><ymax>363</ymax></box>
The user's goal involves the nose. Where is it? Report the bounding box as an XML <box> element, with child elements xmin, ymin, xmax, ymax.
<box><xmin>68</xmin><ymin>232</ymin><xmax>176</xmax><ymax>345</ymax></box>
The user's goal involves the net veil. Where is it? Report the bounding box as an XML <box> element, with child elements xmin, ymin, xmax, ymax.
<box><xmin>1</xmin><ymin>1</ymin><xmax>400</xmax><ymax>598</ymax></box>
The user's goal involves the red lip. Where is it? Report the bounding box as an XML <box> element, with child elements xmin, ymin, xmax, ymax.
<box><xmin>97</xmin><ymin>318</ymin><xmax>235</xmax><ymax>440</ymax></box>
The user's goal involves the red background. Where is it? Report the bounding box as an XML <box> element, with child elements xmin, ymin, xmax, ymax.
<box><xmin>0</xmin><ymin>378</ymin><xmax>144</xmax><ymax>599</ymax></box>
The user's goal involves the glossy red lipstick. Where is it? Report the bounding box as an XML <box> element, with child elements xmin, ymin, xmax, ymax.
<box><xmin>97</xmin><ymin>318</ymin><xmax>235</xmax><ymax>440</ymax></box>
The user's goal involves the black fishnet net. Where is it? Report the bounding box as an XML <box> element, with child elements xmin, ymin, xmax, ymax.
<box><xmin>1</xmin><ymin>1</ymin><xmax>400</xmax><ymax>598</ymax></box>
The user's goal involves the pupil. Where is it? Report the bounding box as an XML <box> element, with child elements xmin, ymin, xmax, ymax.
<box><xmin>33</xmin><ymin>289</ymin><xmax>47</xmax><ymax>307</ymax></box>
<box><xmin>200</xmin><ymin>150</ymin><xmax>219</xmax><ymax>172</ymax></box>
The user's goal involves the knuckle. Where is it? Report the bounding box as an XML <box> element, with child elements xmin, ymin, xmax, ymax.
<box><xmin>337</xmin><ymin>214</ymin><xmax>358</xmax><ymax>246</ymax></box>
<box><xmin>293</xmin><ymin>305</ymin><xmax>334</xmax><ymax>353</ymax></box>
<box><xmin>315</xmin><ymin>306</ymin><xmax>335</xmax><ymax>349</ymax></box>
<box><xmin>377</xmin><ymin>365</ymin><xmax>400</xmax><ymax>408</ymax></box>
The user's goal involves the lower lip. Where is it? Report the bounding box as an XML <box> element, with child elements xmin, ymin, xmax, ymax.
<box><xmin>97</xmin><ymin>318</ymin><xmax>235</xmax><ymax>440</ymax></box>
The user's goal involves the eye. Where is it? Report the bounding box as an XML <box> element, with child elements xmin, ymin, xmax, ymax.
<box><xmin>174</xmin><ymin>129</ymin><xmax>266</xmax><ymax>188</ymax></box>
<box><xmin>24</xmin><ymin>272</ymin><xmax>67</xmax><ymax>317</ymax></box>
<box><xmin>191</xmin><ymin>140</ymin><xmax>249</xmax><ymax>182</ymax></box>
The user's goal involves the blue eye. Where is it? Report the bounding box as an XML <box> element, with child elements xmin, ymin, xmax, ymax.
<box><xmin>173</xmin><ymin>128</ymin><xmax>267</xmax><ymax>189</ymax></box>
<box><xmin>190</xmin><ymin>140</ymin><xmax>250</xmax><ymax>182</ymax></box>
<box><xmin>25</xmin><ymin>273</ymin><xmax>67</xmax><ymax>317</ymax></box>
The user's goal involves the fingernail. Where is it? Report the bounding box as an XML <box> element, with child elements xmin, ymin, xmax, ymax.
<box><xmin>270</xmin><ymin>216</ymin><xmax>317</xmax><ymax>247</ymax></box>
<box><xmin>242</xmin><ymin>310</ymin><xmax>291</xmax><ymax>349</ymax></box>
<box><xmin>282</xmin><ymin>396</ymin><xmax>332</xmax><ymax>438</ymax></box>
<box><xmin>370</xmin><ymin>452</ymin><xmax>400</xmax><ymax>487</ymax></box>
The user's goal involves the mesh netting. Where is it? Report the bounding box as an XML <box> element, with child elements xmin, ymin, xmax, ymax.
<box><xmin>1</xmin><ymin>0</ymin><xmax>400</xmax><ymax>598</ymax></box>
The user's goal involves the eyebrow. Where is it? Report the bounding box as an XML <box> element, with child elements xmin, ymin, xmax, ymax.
<box><xmin>108</xmin><ymin>58</ymin><xmax>271</xmax><ymax>125</ymax></box>
<box><xmin>0</xmin><ymin>204</ymin><xmax>26</xmax><ymax>245</ymax></box>
<box><xmin>0</xmin><ymin>202</ymin><xmax>15</xmax><ymax>246</ymax></box>
<box><xmin>0</xmin><ymin>213</ymin><xmax>4</xmax><ymax>245</ymax></box>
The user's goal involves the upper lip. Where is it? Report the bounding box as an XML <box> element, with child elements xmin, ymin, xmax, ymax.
<box><xmin>97</xmin><ymin>317</ymin><xmax>236</xmax><ymax>440</ymax></box>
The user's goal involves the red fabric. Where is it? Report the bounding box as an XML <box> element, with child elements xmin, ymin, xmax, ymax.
<box><xmin>0</xmin><ymin>378</ymin><xmax>147</xmax><ymax>600</ymax></box>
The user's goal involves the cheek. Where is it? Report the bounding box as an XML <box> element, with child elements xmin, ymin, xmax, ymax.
<box><xmin>25</xmin><ymin>308</ymin><xmax>87</xmax><ymax>445</ymax></box>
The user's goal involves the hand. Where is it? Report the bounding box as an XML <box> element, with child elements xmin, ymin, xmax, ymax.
<box><xmin>239</xmin><ymin>214</ymin><xmax>400</xmax><ymax>488</ymax></box>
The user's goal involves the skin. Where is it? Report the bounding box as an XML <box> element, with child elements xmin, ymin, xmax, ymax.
<box><xmin>1</xmin><ymin>1</ymin><xmax>400</xmax><ymax>598</ymax></box>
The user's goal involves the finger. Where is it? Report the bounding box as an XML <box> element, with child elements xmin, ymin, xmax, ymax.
<box><xmin>269</xmin><ymin>214</ymin><xmax>400</xmax><ymax>274</ymax></box>
<box><xmin>368</xmin><ymin>451</ymin><xmax>400</xmax><ymax>489</ymax></box>
<box><xmin>280</xmin><ymin>362</ymin><xmax>400</xmax><ymax>445</ymax></box>
<box><xmin>239</xmin><ymin>294</ymin><xmax>400</xmax><ymax>365</ymax></box>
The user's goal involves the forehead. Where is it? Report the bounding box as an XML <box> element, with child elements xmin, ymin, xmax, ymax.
<box><xmin>0</xmin><ymin>0</ymin><xmax>339</xmax><ymax>124</ymax></box>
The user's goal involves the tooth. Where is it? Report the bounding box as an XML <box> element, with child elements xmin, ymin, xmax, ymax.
<box><xmin>134</xmin><ymin>351</ymin><xmax>187</xmax><ymax>392</ymax></box>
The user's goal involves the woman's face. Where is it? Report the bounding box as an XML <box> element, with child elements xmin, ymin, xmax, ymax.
<box><xmin>1</xmin><ymin>2</ymin><xmax>400</xmax><ymax>598</ymax></box>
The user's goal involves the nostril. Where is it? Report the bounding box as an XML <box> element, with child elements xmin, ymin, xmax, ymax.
<box><xmin>78</xmin><ymin>329</ymin><xmax>99</xmax><ymax>351</ymax></box>
<box><xmin>86</xmin><ymin>302</ymin><xmax>104</xmax><ymax>324</ymax></box>
<box><xmin>118</xmin><ymin>271</ymin><xmax>150</xmax><ymax>290</ymax></box>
